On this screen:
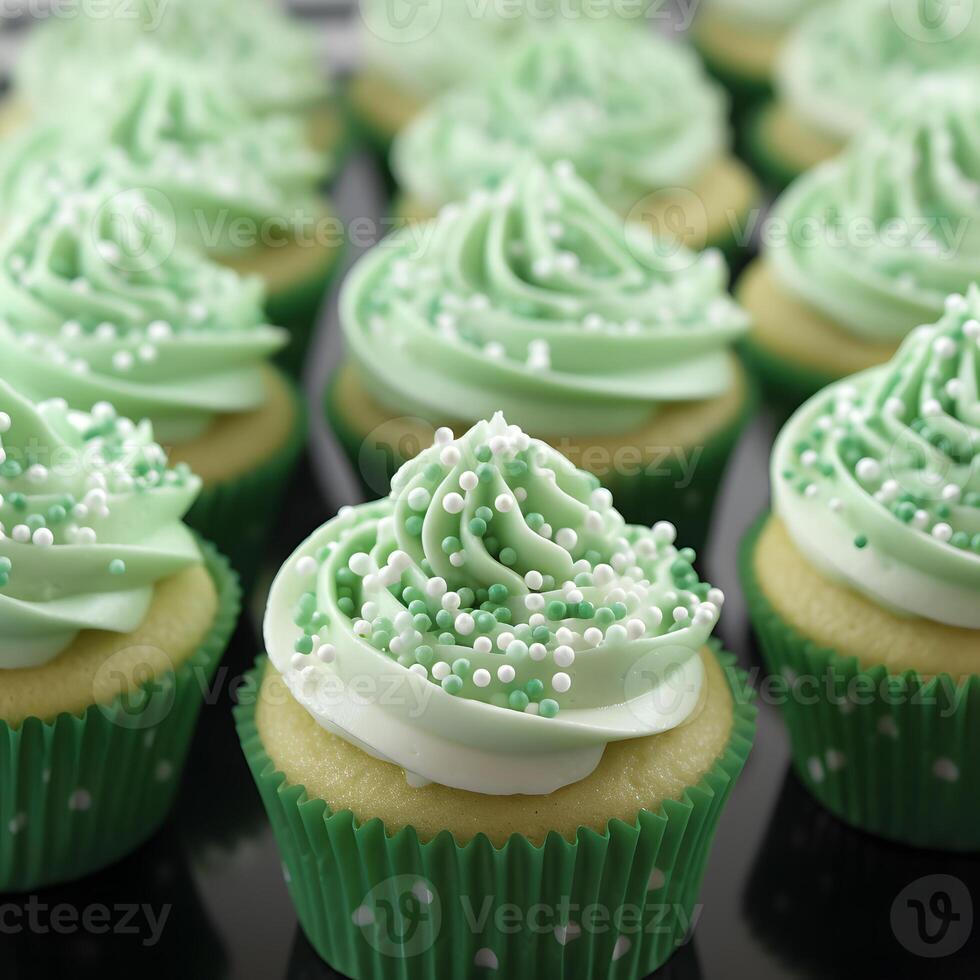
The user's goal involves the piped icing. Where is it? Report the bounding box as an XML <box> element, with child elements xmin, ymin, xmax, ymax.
<box><xmin>0</xmin><ymin>175</ymin><xmax>286</xmax><ymax>442</ymax></box>
<box><xmin>768</xmin><ymin>72</ymin><xmax>980</xmax><ymax>342</ymax></box>
<box><xmin>392</xmin><ymin>22</ymin><xmax>728</xmax><ymax>214</ymax></box>
<box><xmin>0</xmin><ymin>383</ymin><xmax>202</xmax><ymax>668</ymax></box>
<box><xmin>17</xmin><ymin>0</ymin><xmax>327</xmax><ymax>117</ymax></box>
<box><xmin>778</xmin><ymin>0</ymin><xmax>980</xmax><ymax>141</ymax></box>
<box><xmin>0</xmin><ymin>47</ymin><xmax>327</xmax><ymax>257</ymax></box>
<box><xmin>773</xmin><ymin>289</ymin><xmax>980</xmax><ymax>628</ymax></box>
<box><xmin>266</xmin><ymin>414</ymin><xmax>724</xmax><ymax>795</ymax></box>
<box><xmin>342</xmin><ymin>161</ymin><xmax>747</xmax><ymax>435</ymax></box>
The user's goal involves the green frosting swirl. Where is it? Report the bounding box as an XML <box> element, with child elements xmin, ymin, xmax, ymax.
<box><xmin>773</xmin><ymin>288</ymin><xmax>980</xmax><ymax>628</ymax></box>
<box><xmin>392</xmin><ymin>22</ymin><xmax>728</xmax><ymax>213</ymax></box>
<box><xmin>0</xmin><ymin>382</ymin><xmax>203</xmax><ymax>668</ymax></box>
<box><xmin>778</xmin><ymin>0</ymin><xmax>980</xmax><ymax>139</ymax></box>
<box><xmin>0</xmin><ymin>175</ymin><xmax>286</xmax><ymax>442</ymax></box>
<box><xmin>17</xmin><ymin>0</ymin><xmax>326</xmax><ymax>117</ymax></box>
<box><xmin>342</xmin><ymin>161</ymin><xmax>747</xmax><ymax>435</ymax></box>
<box><xmin>1</xmin><ymin>46</ymin><xmax>327</xmax><ymax>258</ymax></box>
<box><xmin>266</xmin><ymin>413</ymin><xmax>723</xmax><ymax>794</ymax></box>
<box><xmin>769</xmin><ymin>73</ymin><xmax>980</xmax><ymax>342</ymax></box>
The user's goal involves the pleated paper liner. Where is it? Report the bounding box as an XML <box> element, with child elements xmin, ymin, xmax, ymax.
<box><xmin>740</xmin><ymin>515</ymin><xmax>980</xmax><ymax>851</ymax></box>
<box><xmin>185</xmin><ymin>372</ymin><xmax>307</xmax><ymax>594</ymax></box>
<box><xmin>0</xmin><ymin>539</ymin><xmax>240</xmax><ymax>892</ymax></box>
<box><xmin>235</xmin><ymin>647</ymin><xmax>756</xmax><ymax>980</ymax></box>
<box><xmin>323</xmin><ymin>372</ymin><xmax>757</xmax><ymax>557</ymax></box>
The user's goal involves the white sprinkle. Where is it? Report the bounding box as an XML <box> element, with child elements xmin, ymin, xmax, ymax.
<box><xmin>855</xmin><ymin>458</ymin><xmax>881</xmax><ymax>483</ymax></box>
<box><xmin>529</xmin><ymin>643</ymin><xmax>548</xmax><ymax>661</ymax></box>
<box><xmin>474</xmin><ymin>636</ymin><xmax>492</xmax><ymax>654</ymax></box>
<box><xmin>455</xmin><ymin>612</ymin><xmax>475</xmax><ymax>635</ymax></box>
<box><xmin>409</xmin><ymin>663</ymin><xmax>428</xmax><ymax>678</ymax></box>
<box><xmin>555</xmin><ymin>528</ymin><xmax>578</xmax><ymax>550</ymax></box>
<box><xmin>426</xmin><ymin>577</ymin><xmax>447</xmax><ymax>598</ymax></box>
<box><xmin>552</xmin><ymin>672</ymin><xmax>572</xmax><ymax>693</ymax></box>
<box><xmin>932</xmin><ymin>523</ymin><xmax>953</xmax><ymax>542</ymax></box>
<box><xmin>497</xmin><ymin>664</ymin><xmax>516</xmax><ymax>683</ymax></box>
<box><xmin>524</xmin><ymin>570</ymin><xmax>543</xmax><ymax>590</ymax></box>
<box><xmin>432</xmin><ymin>662</ymin><xmax>451</xmax><ymax>681</ymax></box>
<box><xmin>443</xmin><ymin>493</ymin><xmax>465</xmax><ymax>514</ymax></box>
<box><xmin>349</xmin><ymin>553</ymin><xmax>374</xmax><ymax>576</ymax></box>
<box><xmin>459</xmin><ymin>471</ymin><xmax>478</xmax><ymax>492</ymax></box>
<box><xmin>495</xmin><ymin>494</ymin><xmax>514</xmax><ymax>513</ymax></box>
<box><xmin>442</xmin><ymin>592</ymin><xmax>462</xmax><ymax>611</ymax></box>
<box><xmin>652</xmin><ymin>522</ymin><xmax>676</xmax><ymax>545</ymax></box>
<box><xmin>473</xmin><ymin>669</ymin><xmax>492</xmax><ymax>688</ymax></box>
<box><xmin>32</xmin><ymin>528</ymin><xmax>54</xmax><ymax>547</ymax></box>
<box><xmin>296</xmin><ymin>556</ymin><xmax>318</xmax><ymax>577</ymax></box>
<box><xmin>318</xmin><ymin>644</ymin><xmax>336</xmax><ymax>664</ymax></box>
<box><xmin>434</xmin><ymin>427</ymin><xmax>454</xmax><ymax>445</ymax></box>
<box><xmin>407</xmin><ymin>487</ymin><xmax>431</xmax><ymax>511</ymax></box>
<box><xmin>553</xmin><ymin>645</ymin><xmax>575</xmax><ymax>667</ymax></box>
<box><xmin>584</xmin><ymin>627</ymin><xmax>603</xmax><ymax>646</ymax></box>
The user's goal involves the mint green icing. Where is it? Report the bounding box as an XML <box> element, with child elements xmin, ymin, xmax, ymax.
<box><xmin>17</xmin><ymin>0</ymin><xmax>326</xmax><ymax>117</ymax></box>
<box><xmin>0</xmin><ymin>175</ymin><xmax>286</xmax><ymax>442</ymax></box>
<box><xmin>769</xmin><ymin>73</ymin><xmax>980</xmax><ymax>342</ymax></box>
<box><xmin>0</xmin><ymin>46</ymin><xmax>327</xmax><ymax>258</ymax></box>
<box><xmin>778</xmin><ymin>0</ymin><xmax>980</xmax><ymax>139</ymax></box>
<box><xmin>342</xmin><ymin>161</ymin><xmax>747</xmax><ymax>436</ymax></box>
<box><xmin>266</xmin><ymin>413</ymin><xmax>723</xmax><ymax>794</ymax></box>
<box><xmin>773</xmin><ymin>288</ymin><xmax>980</xmax><ymax>628</ymax></box>
<box><xmin>392</xmin><ymin>22</ymin><xmax>728</xmax><ymax>213</ymax></box>
<box><xmin>0</xmin><ymin>382</ymin><xmax>203</xmax><ymax>668</ymax></box>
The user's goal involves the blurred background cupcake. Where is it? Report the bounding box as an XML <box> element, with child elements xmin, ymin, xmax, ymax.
<box><xmin>740</xmin><ymin>72</ymin><xmax>980</xmax><ymax>413</ymax></box>
<box><xmin>326</xmin><ymin>161</ymin><xmax>754</xmax><ymax>551</ymax></box>
<box><xmin>5</xmin><ymin>0</ymin><xmax>343</xmax><ymax>162</ymax></box>
<box><xmin>391</xmin><ymin>21</ymin><xmax>760</xmax><ymax>261</ymax></box>
<box><xmin>748</xmin><ymin>0</ymin><xmax>980</xmax><ymax>188</ymax></box>
<box><xmin>0</xmin><ymin>383</ymin><xmax>239</xmax><ymax>890</ymax></box>
<box><xmin>691</xmin><ymin>0</ymin><xmax>827</xmax><ymax>115</ymax></box>
<box><xmin>0</xmin><ymin>174</ymin><xmax>306</xmax><ymax>588</ymax></box>
<box><xmin>741</xmin><ymin>292</ymin><xmax>980</xmax><ymax>849</ymax></box>
<box><xmin>239</xmin><ymin>414</ymin><xmax>755</xmax><ymax>978</ymax></box>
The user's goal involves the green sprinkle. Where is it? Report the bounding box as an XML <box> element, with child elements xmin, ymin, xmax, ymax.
<box><xmin>488</xmin><ymin>583</ymin><xmax>509</xmax><ymax>604</ymax></box>
<box><xmin>509</xmin><ymin>691</ymin><xmax>530</xmax><ymax>711</ymax></box>
<box><xmin>610</xmin><ymin>602</ymin><xmax>627</xmax><ymax>620</ymax></box>
<box><xmin>525</xmin><ymin>678</ymin><xmax>544</xmax><ymax>698</ymax></box>
<box><xmin>526</xmin><ymin>512</ymin><xmax>544</xmax><ymax>531</ymax></box>
<box><xmin>338</xmin><ymin>597</ymin><xmax>355</xmax><ymax>616</ymax></box>
<box><xmin>370</xmin><ymin>631</ymin><xmax>391</xmax><ymax>650</ymax></box>
<box><xmin>413</xmin><ymin>613</ymin><xmax>432</xmax><ymax>632</ymax></box>
<box><xmin>477</xmin><ymin>463</ymin><xmax>495</xmax><ymax>483</ymax></box>
<box><xmin>439</xmin><ymin>632</ymin><xmax>455</xmax><ymax>646</ymax></box>
<box><xmin>294</xmin><ymin>635</ymin><xmax>313</xmax><ymax>655</ymax></box>
<box><xmin>405</xmin><ymin>515</ymin><xmax>423</xmax><ymax>536</ymax></box>
<box><xmin>435</xmin><ymin>609</ymin><xmax>453</xmax><ymax>629</ymax></box>
<box><xmin>577</xmin><ymin>601</ymin><xmax>595</xmax><ymax>620</ymax></box>
<box><xmin>108</xmin><ymin>559</ymin><xmax>126</xmax><ymax>576</ymax></box>
<box><xmin>468</xmin><ymin>517</ymin><xmax>487</xmax><ymax>536</ymax></box>
<box><xmin>494</xmin><ymin>606</ymin><xmax>512</xmax><ymax>623</ymax></box>
<box><xmin>0</xmin><ymin>557</ymin><xmax>11</xmax><ymax>573</ymax></box>
<box><xmin>442</xmin><ymin>536</ymin><xmax>462</xmax><ymax>555</ymax></box>
<box><xmin>423</xmin><ymin>463</ymin><xmax>443</xmax><ymax>480</ymax></box>
<box><xmin>46</xmin><ymin>504</ymin><xmax>67</xmax><ymax>524</ymax></box>
<box><xmin>539</xmin><ymin>699</ymin><xmax>560</xmax><ymax>719</ymax></box>
<box><xmin>971</xmin><ymin>534</ymin><xmax>980</xmax><ymax>554</ymax></box>
<box><xmin>499</xmin><ymin>547</ymin><xmax>517</xmax><ymax>566</ymax></box>
<box><xmin>415</xmin><ymin>645</ymin><xmax>434</xmax><ymax>667</ymax></box>
<box><xmin>475</xmin><ymin>506</ymin><xmax>493</xmax><ymax>523</ymax></box>
<box><xmin>408</xmin><ymin>599</ymin><xmax>428</xmax><ymax>616</ymax></box>
<box><xmin>475</xmin><ymin>444</ymin><xmax>492</xmax><ymax>462</ymax></box>
<box><xmin>595</xmin><ymin>607</ymin><xmax>615</xmax><ymax>628</ymax></box>
<box><xmin>532</xmin><ymin>625</ymin><xmax>551</xmax><ymax>644</ymax></box>
<box><xmin>546</xmin><ymin>600</ymin><xmax>567</xmax><ymax>621</ymax></box>
<box><xmin>951</xmin><ymin>531</ymin><xmax>970</xmax><ymax>550</ymax></box>
<box><xmin>854</xmin><ymin>535</ymin><xmax>868</xmax><ymax>549</ymax></box>
<box><xmin>452</xmin><ymin>658</ymin><xmax>471</xmax><ymax>677</ymax></box>
<box><xmin>442</xmin><ymin>675</ymin><xmax>464</xmax><ymax>695</ymax></box>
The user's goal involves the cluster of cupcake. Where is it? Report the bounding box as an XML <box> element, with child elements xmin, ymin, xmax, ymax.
<box><xmin>1</xmin><ymin>2</ymin><xmax>978</xmax><ymax>979</ymax></box>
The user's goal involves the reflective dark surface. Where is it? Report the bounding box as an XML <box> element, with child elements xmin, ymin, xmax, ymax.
<box><xmin>1</xmin><ymin>10</ymin><xmax>978</xmax><ymax>979</ymax></box>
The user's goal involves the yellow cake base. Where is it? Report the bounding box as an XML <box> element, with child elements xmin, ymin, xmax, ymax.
<box><xmin>255</xmin><ymin>648</ymin><xmax>734</xmax><ymax>847</ymax></box>
<box><xmin>754</xmin><ymin>101</ymin><xmax>844</xmax><ymax>178</ymax></box>
<box><xmin>738</xmin><ymin>259</ymin><xmax>901</xmax><ymax>378</ymax></box>
<box><xmin>0</xmin><ymin>564</ymin><xmax>218</xmax><ymax>727</ymax></box>
<box><xmin>692</xmin><ymin>11</ymin><xmax>785</xmax><ymax>84</ymax></box>
<box><xmin>397</xmin><ymin>157</ymin><xmax>760</xmax><ymax>254</ymax></box>
<box><xmin>754</xmin><ymin>516</ymin><xmax>977</xmax><ymax>680</ymax></box>
<box><xmin>347</xmin><ymin>70</ymin><xmax>426</xmax><ymax>146</ymax></box>
<box><xmin>168</xmin><ymin>364</ymin><xmax>297</xmax><ymax>489</ymax></box>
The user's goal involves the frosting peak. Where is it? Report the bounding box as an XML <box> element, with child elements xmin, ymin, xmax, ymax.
<box><xmin>0</xmin><ymin>175</ymin><xmax>286</xmax><ymax>441</ymax></box>
<box><xmin>0</xmin><ymin>382</ymin><xmax>202</xmax><ymax>668</ymax></box>
<box><xmin>343</xmin><ymin>160</ymin><xmax>747</xmax><ymax>435</ymax></box>
<box><xmin>266</xmin><ymin>414</ymin><xmax>723</xmax><ymax>795</ymax></box>
<box><xmin>773</xmin><ymin>289</ymin><xmax>980</xmax><ymax>627</ymax></box>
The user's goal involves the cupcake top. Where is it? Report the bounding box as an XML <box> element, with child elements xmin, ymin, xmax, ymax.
<box><xmin>392</xmin><ymin>23</ymin><xmax>729</xmax><ymax>213</ymax></box>
<box><xmin>0</xmin><ymin>47</ymin><xmax>327</xmax><ymax>257</ymax></box>
<box><xmin>778</xmin><ymin>0</ymin><xmax>980</xmax><ymax>140</ymax></box>
<box><xmin>0</xmin><ymin>382</ymin><xmax>203</xmax><ymax>669</ymax></box>
<box><xmin>0</xmin><ymin>175</ymin><xmax>287</xmax><ymax>443</ymax></box>
<box><xmin>772</xmin><ymin>289</ymin><xmax>980</xmax><ymax>629</ymax></box>
<box><xmin>266</xmin><ymin>413</ymin><xmax>724</xmax><ymax>795</ymax></box>
<box><xmin>768</xmin><ymin>73</ymin><xmax>980</xmax><ymax>342</ymax></box>
<box><xmin>17</xmin><ymin>0</ymin><xmax>326</xmax><ymax>117</ymax></box>
<box><xmin>343</xmin><ymin>161</ymin><xmax>747</xmax><ymax>436</ymax></box>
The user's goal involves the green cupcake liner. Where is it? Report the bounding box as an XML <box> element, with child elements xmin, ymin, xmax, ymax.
<box><xmin>268</xmin><ymin>237</ymin><xmax>346</xmax><ymax>378</ymax></box>
<box><xmin>235</xmin><ymin>646</ymin><xmax>756</xmax><ymax>979</ymax></box>
<box><xmin>738</xmin><ymin>335</ymin><xmax>838</xmax><ymax>421</ymax></box>
<box><xmin>0</xmin><ymin>539</ymin><xmax>241</xmax><ymax>892</ymax></box>
<box><xmin>184</xmin><ymin>368</ymin><xmax>307</xmax><ymax>594</ymax></box>
<box><xmin>740</xmin><ymin>514</ymin><xmax>980</xmax><ymax>851</ymax></box>
<box><xmin>343</xmin><ymin>83</ymin><xmax>400</xmax><ymax>196</ymax></box>
<box><xmin>324</xmin><ymin>367</ymin><xmax>757</xmax><ymax>556</ymax></box>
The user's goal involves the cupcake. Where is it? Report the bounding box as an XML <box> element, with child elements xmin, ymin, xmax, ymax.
<box><xmin>0</xmin><ymin>382</ymin><xmax>240</xmax><ymax>889</ymax></box>
<box><xmin>691</xmin><ymin>0</ymin><xmax>825</xmax><ymax>111</ymax></box>
<box><xmin>749</xmin><ymin>0</ymin><xmax>980</xmax><ymax>187</ymax></box>
<box><xmin>739</xmin><ymin>73</ymin><xmax>980</xmax><ymax>413</ymax></box>
<box><xmin>391</xmin><ymin>22</ymin><xmax>760</xmax><ymax>260</ymax></box>
<box><xmin>327</xmin><ymin>161</ymin><xmax>754</xmax><ymax>551</ymax></box>
<box><xmin>7</xmin><ymin>0</ymin><xmax>344</xmax><ymax>162</ymax></box>
<box><xmin>237</xmin><ymin>413</ymin><xmax>756</xmax><ymax>978</ymax></box>
<box><xmin>741</xmin><ymin>291</ymin><xmax>980</xmax><ymax>849</ymax></box>
<box><xmin>0</xmin><ymin>174</ymin><xmax>306</xmax><ymax>588</ymax></box>
<box><xmin>0</xmin><ymin>46</ymin><xmax>341</xmax><ymax>374</ymax></box>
